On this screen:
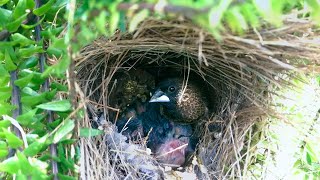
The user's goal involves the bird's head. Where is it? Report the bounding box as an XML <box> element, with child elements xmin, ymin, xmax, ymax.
<box><xmin>149</xmin><ymin>78</ymin><xmax>208</xmax><ymax>122</ymax></box>
<box><xmin>149</xmin><ymin>78</ymin><xmax>181</xmax><ymax>105</ymax></box>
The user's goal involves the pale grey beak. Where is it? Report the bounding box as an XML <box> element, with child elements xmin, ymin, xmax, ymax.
<box><xmin>149</xmin><ymin>90</ymin><xmax>170</xmax><ymax>103</ymax></box>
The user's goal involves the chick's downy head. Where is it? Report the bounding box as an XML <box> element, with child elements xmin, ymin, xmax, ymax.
<box><xmin>156</xmin><ymin>138</ymin><xmax>188</xmax><ymax>166</ymax></box>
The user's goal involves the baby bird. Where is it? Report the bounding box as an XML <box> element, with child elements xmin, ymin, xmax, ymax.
<box><xmin>155</xmin><ymin>122</ymin><xmax>196</xmax><ymax>167</ymax></box>
<box><xmin>155</xmin><ymin>138</ymin><xmax>188</xmax><ymax>167</ymax></box>
<box><xmin>116</xmin><ymin>102</ymin><xmax>197</xmax><ymax>166</ymax></box>
<box><xmin>149</xmin><ymin>78</ymin><xmax>208</xmax><ymax>124</ymax></box>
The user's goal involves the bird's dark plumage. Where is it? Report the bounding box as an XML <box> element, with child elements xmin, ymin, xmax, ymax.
<box><xmin>116</xmin><ymin>101</ymin><xmax>198</xmax><ymax>166</ymax></box>
<box><xmin>149</xmin><ymin>78</ymin><xmax>208</xmax><ymax>123</ymax></box>
<box><xmin>115</xmin><ymin>77</ymin><xmax>207</xmax><ymax>167</ymax></box>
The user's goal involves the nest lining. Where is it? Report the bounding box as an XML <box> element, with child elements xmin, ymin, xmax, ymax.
<box><xmin>74</xmin><ymin>18</ymin><xmax>320</xmax><ymax>179</ymax></box>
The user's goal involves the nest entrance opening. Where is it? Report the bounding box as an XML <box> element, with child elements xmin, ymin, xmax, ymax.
<box><xmin>78</xmin><ymin>47</ymin><xmax>256</xmax><ymax>179</ymax></box>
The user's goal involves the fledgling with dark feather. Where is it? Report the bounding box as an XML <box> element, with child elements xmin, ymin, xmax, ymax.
<box><xmin>116</xmin><ymin>101</ymin><xmax>197</xmax><ymax>166</ymax></box>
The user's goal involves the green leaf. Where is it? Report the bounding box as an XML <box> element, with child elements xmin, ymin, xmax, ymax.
<box><xmin>0</xmin><ymin>119</ymin><xmax>11</xmax><ymax>128</ymax></box>
<box><xmin>0</xmin><ymin>155</ymin><xmax>20</xmax><ymax>174</ymax></box>
<box><xmin>12</xmin><ymin>0</ymin><xmax>27</xmax><ymax>20</ymax></box>
<box><xmin>0</xmin><ymin>87</ymin><xmax>12</xmax><ymax>101</ymax></box>
<box><xmin>0</xmin><ymin>0</ymin><xmax>10</xmax><ymax>6</ymax></box>
<box><xmin>57</xmin><ymin>174</ymin><xmax>77</xmax><ymax>180</ymax></box>
<box><xmin>109</xmin><ymin>11</ymin><xmax>119</xmax><ymax>34</ymax></box>
<box><xmin>23</xmin><ymin>135</ymin><xmax>48</xmax><ymax>157</ymax></box>
<box><xmin>17</xmin><ymin>108</ymin><xmax>38</xmax><ymax>126</ymax></box>
<box><xmin>6</xmin><ymin>13</ymin><xmax>28</xmax><ymax>32</ymax></box>
<box><xmin>60</xmin><ymin>139</ymin><xmax>76</xmax><ymax>144</ymax></box>
<box><xmin>17</xmin><ymin>172</ymin><xmax>28</xmax><ymax>180</ymax></box>
<box><xmin>2</xmin><ymin>128</ymin><xmax>23</xmax><ymax>148</ymax></box>
<box><xmin>17</xmin><ymin>45</ymin><xmax>44</xmax><ymax>58</ymax></box>
<box><xmin>21</xmin><ymin>15</ymin><xmax>45</xmax><ymax>29</ymax></box>
<box><xmin>16</xmin><ymin>151</ymin><xmax>32</xmax><ymax>175</ymax></box>
<box><xmin>76</xmin><ymin>24</ymin><xmax>97</xmax><ymax>49</ymax></box>
<box><xmin>33</xmin><ymin>0</ymin><xmax>55</xmax><ymax>16</ymax></box>
<box><xmin>48</xmin><ymin>118</ymin><xmax>62</xmax><ymax>129</ymax></box>
<box><xmin>46</xmin><ymin>37</ymin><xmax>66</xmax><ymax>57</ymax></box>
<box><xmin>0</xmin><ymin>42</ymin><xmax>15</xmax><ymax>51</ymax></box>
<box><xmin>5</xmin><ymin>45</ymin><xmax>18</xmax><ymax>62</ymax></box>
<box><xmin>14</xmin><ymin>73</ymin><xmax>34</xmax><ymax>88</ymax></box>
<box><xmin>241</xmin><ymin>3</ymin><xmax>260</xmax><ymax>28</ymax></box>
<box><xmin>225</xmin><ymin>7</ymin><xmax>248</xmax><ymax>34</ymax></box>
<box><xmin>80</xmin><ymin>128</ymin><xmax>104</xmax><ymax>137</ymax></box>
<box><xmin>22</xmin><ymin>86</ymin><xmax>39</xmax><ymax>96</ymax></box>
<box><xmin>129</xmin><ymin>10</ymin><xmax>149</xmax><ymax>32</ymax></box>
<box><xmin>11</xmin><ymin>33</ymin><xmax>35</xmax><ymax>46</ymax></box>
<box><xmin>60</xmin><ymin>155</ymin><xmax>75</xmax><ymax>171</ymax></box>
<box><xmin>41</xmin><ymin>26</ymin><xmax>64</xmax><ymax>38</ymax></box>
<box><xmin>36</xmin><ymin>100</ymin><xmax>71</xmax><ymax>112</ymax></box>
<box><xmin>306</xmin><ymin>152</ymin><xmax>312</xmax><ymax>165</ymax></box>
<box><xmin>0</xmin><ymin>8</ymin><xmax>11</xmax><ymax>27</ymax></box>
<box><xmin>0</xmin><ymin>8</ymin><xmax>12</xmax><ymax>27</ymax></box>
<box><xmin>20</xmin><ymin>69</ymin><xmax>46</xmax><ymax>85</ymax></box>
<box><xmin>46</xmin><ymin>46</ymin><xmax>63</xmax><ymax>57</ymax></box>
<box><xmin>21</xmin><ymin>93</ymin><xmax>46</xmax><ymax>107</ymax></box>
<box><xmin>0</xmin><ymin>149</ymin><xmax>8</xmax><ymax>158</ymax></box>
<box><xmin>21</xmin><ymin>89</ymin><xmax>56</xmax><ymax>106</ymax></box>
<box><xmin>5</xmin><ymin>48</ymin><xmax>17</xmax><ymax>71</ymax></box>
<box><xmin>50</xmin><ymin>82</ymin><xmax>68</xmax><ymax>92</ymax></box>
<box><xmin>0</xmin><ymin>64</ymin><xmax>10</xmax><ymax>86</ymax></box>
<box><xmin>118</xmin><ymin>12</ymin><xmax>126</xmax><ymax>32</ymax></box>
<box><xmin>0</xmin><ymin>63</ymin><xmax>9</xmax><ymax>77</ymax></box>
<box><xmin>42</xmin><ymin>56</ymin><xmax>70</xmax><ymax>78</ymax></box>
<box><xmin>53</xmin><ymin>119</ymin><xmax>74</xmax><ymax>143</ymax></box>
<box><xmin>95</xmin><ymin>11</ymin><xmax>107</xmax><ymax>35</ymax></box>
<box><xmin>0</xmin><ymin>102</ymin><xmax>16</xmax><ymax>116</ymax></box>
<box><xmin>19</xmin><ymin>56</ymin><xmax>38</xmax><ymax>69</ymax></box>
<box><xmin>305</xmin><ymin>142</ymin><xmax>317</xmax><ymax>161</ymax></box>
<box><xmin>45</xmin><ymin>89</ymin><xmax>57</xmax><ymax>101</ymax></box>
<box><xmin>26</xmin><ymin>0</ymin><xmax>35</xmax><ymax>9</ymax></box>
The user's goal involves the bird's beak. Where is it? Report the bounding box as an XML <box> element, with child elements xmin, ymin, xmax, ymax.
<box><xmin>149</xmin><ymin>90</ymin><xmax>170</xmax><ymax>103</ymax></box>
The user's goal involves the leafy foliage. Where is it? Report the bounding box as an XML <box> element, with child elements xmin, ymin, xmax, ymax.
<box><xmin>0</xmin><ymin>0</ymin><xmax>319</xmax><ymax>178</ymax></box>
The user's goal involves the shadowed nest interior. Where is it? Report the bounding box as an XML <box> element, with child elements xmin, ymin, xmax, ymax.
<box><xmin>75</xmin><ymin>18</ymin><xmax>320</xmax><ymax>179</ymax></box>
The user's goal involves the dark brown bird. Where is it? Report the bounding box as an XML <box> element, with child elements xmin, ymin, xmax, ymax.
<box><xmin>149</xmin><ymin>78</ymin><xmax>208</xmax><ymax>124</ymax></box>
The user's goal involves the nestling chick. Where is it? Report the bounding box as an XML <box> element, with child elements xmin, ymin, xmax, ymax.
<box><xmin>154</xmin><ymin>122</ymin><xmax>197</xmax><ymax>167</ymax></box>
<box><xmin>149</xmin><ymin>78</ymin><xmax>208</xmax><ymax>123</ymax></box>
<box><xmin>156</xmin><ymin>138</ymin><xmax>188</xmax><ymax>167</ymax></box>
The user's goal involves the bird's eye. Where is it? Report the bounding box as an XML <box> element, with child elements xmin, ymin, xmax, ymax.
<box><xmin>168</xmin><ymin>86</ymin><xmax>176</xmax><ymax>92</ymax></box>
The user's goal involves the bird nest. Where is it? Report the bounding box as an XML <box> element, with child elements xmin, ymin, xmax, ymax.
<box><xmin>75</xmin><ymin>18</ymin><xmax>319</xmax><ymax>179</ymax></box>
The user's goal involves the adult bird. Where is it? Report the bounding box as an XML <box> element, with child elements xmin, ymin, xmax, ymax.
<box><xmin>149</xmin><ymin>77</ymin><xmax>209</xmax><ymax>124</ymax></box>
<box><xmin>147</xmin><ymin>77</ymin><xmax>210</xmax><ymax>165</ymax></box>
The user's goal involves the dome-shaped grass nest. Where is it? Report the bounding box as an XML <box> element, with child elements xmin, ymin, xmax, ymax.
<box><xmin>75</xmin><ymin>18</ymin><xmax>319</xmax><ymax>179</ymax></box>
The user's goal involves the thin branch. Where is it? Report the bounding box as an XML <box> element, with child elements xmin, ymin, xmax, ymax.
<box><xmin>66</xmin><ymin>0</ymin><xmax>78</xmax><ymax>125</ymax></box>
<box><xmin>34</xmin><ymin>0</ymin><xmax>58</xmax><ymax>179</ymax></box>
<box><xmin>8</xmin><ymin>70</ymin><xmax>22</xmax><ymax>158</ymax></box>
